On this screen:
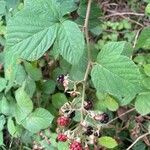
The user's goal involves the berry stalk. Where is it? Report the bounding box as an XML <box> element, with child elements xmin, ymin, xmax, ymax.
<box><xmin>80</xmin><ymin>0</ymin><xmax>93</xmax><ymax>122</ymax></box>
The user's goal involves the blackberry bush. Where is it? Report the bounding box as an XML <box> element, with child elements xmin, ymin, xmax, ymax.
<box><xmin>0</xmin><ymin>0</ymin><xmax>149</xmax><ymax>149</ymax></box>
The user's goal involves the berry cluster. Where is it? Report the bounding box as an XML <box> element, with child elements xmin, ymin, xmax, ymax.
<box><xmin>56</xmin><ymin>74</ymin><xmax>110</xmax><ymax>149</ymax></box>
<box><xmin>56</xmin><ymin>116</ymin><xmax>83</xmax><ymax>149</ymax></box>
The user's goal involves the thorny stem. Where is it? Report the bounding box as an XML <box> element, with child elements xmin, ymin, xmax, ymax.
<box><xmin>106</xmin><ymin>108</ymin><xmax>135</xmax><ymax>125</ymax></box>
<box><xmin>80</xmin><ymin>0</ymin><xmax>92</xmax><ymax>121</ymax></box>
<box><xmin>126</xmin><ymin>132</ymin><xmax>150</xmax><ymax>150</ymax></box>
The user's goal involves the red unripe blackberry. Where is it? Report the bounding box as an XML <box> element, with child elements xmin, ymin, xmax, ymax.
<box><xmin>84</xmin><ymin>100</ymin><xmax>93</xmax><ymax>110</ymax></box>
<box><xmin>70</xmin><ymin>141</ymin><xmax>83</xmax><ymax>150</ymax></box>
<box><xmin>94</xmin><ymin>113</ymin><xmax>109</xmax><ymax>124</ymax></box>
<box><xmin>57</xmin><ymin>133</ymin><xmax>67</xmax><ymax>142</ymax></box>
<box><xmin>57</xmin><ymin>116</ymin><xmax>70</xmax><ymax>127</ymax></box>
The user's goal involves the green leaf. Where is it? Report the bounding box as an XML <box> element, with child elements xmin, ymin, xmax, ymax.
<box><xmin>58</xmin><ymin>142</ymin><xmax>69</xmax><ymax>150</ymax></box>
<box><xmin>52</xmin><ymin>93</ymin><xmax>68</xmax><ymax>109</ymax></box>
<box><xmin>97</xmin><ymin>41</ymin><xmax>132</xmax><ymax>56</ymax></box>
<box><xmin>136</xmin><ymin>27</ymin><xmax>150</xmax><ymax>49</ymax></box>
<box><xmin>0</xmin><ymin>1</ymin><xmax>6</xmax><ymax>15</ymax></box>
<box><xmin>142</xmin><ymin>77</ymin><xmax>150</xmax><ymax>89</ymax></box>
<box><xmin>143</xmin><ymin>64</ymin><xmax>150</xmax><ymax>76</ymax></box>
<box><xmin>7</xmin><ymin>117</ymin><xmax>17</xmax><ymax>137</ymax></box>
<box><xmin>70</xmin><ymin>50</ymin><xmax>88</xmax><ymax>80</ymax></box>
<box><xmin>58</xmin><ymin>20</ymin><xmax>85</xmax><ymax>64</ymax></box>
<box><xmin>24</xmin><ymin>61</ymin><xmax>42</xmax><ymax>81</ymax></box>
<box><xmin>15</xmin><ymin>64</ymin><xmax>27</xmax><ymax>85</ymax></box>
<box><xmin>135</xmin><ymin>92</ymin><xmax>150</xmax><ymax>115</ymax></box>
<box><xmin>0</xmin><ymin>131</ymin><xmax>3</xmax><ymax>146</ymax></box>
<box><xmin>0</xmin><ymin>52</ymin><xmax>4</xmax><ymax>64</ymax></box>
<box><xmin>7</xmin><ymin>117</ymin><xmax>22</xmax><ymax>137</ymax></box>
<box><xmin>145</xmin><ymin>3</ymin><xmax>150</xmax><ymax>15</ymax></box>
<box><xmin>6</xmin><ymin>0</ymin><xmax>59</xmax><ymax>61</ymax></box>
<box><xmin>6</xmin><ymin>0</ymin><xmax>20</xmax><ymax>10</ymax></box>
<box><xmin>91</xmin><ymin>42</ymin><xmax>141</xmax><ymax>100</ymax></box>
<box><xmin>42</xmin><ymin>80</ymin><xmax>56</xmax><ymax>94</ymax></box>
<box><xmin>0</xmin><ymin>115</ymin><xmax>6</xmax><ymax>131</ymax></box>
<box><xmin>118</xmin><ymin>93</ymin><xmax>136</xmax><ymax>106</ymax></box>
<box><xmin>15</xmin><ymin>87</ymin><xmax>33</xmax><ymax>122</ymax></box>
<box><xmin>133</xmin><ymin>54</ymin><xmax>147</xmax><ymax>65</ymax></box>
<box><xmin>22</xmin><ymin>108</ymin><xmax>54</xmax><ymax>133</ymax></box>
<box><xmin>104</xmin><ymin>96</ymin><xmax>119</xmax><ymax>111</ymax></box>
<box><xmin>15</xmin><ymin>87</ymin><xmax>33</xmax><ymax>114</ymax></box>
<box><xmin>57</xmin><ymin>0</ymin><xmax>78</xmax><ymax>16</ymax></box>
<box><xmin>0</xmin><ymin>78</ymin><xmax>7</xmax><ymax>92</ymax></box>
<box><xmin>98</xmin><ymin>136</ymin><xmax>118</xmax><ymax>149</ymax></box>
<box><xmin>133</xmin><ymin>141</ymin><xmax>146</xmax><ymax>150</ymax></box>
<box><xmin>78</xmin><ymin>1</ymin><xmax>101</xmax><ymax>19</ymax></box>
<box><xmin>1</xmin><ymin>96</ymin><xmax>10</xmax><ymax>115</ymax></box>
<box><xmin>4</xmin><ymin>51</ymin><xmax>20</xmax><ymax>92</ymax></box>
<box><xmin>24</xmin><ymin>77</ymin><xmax>36</xmax><ymax>97</ymax></box>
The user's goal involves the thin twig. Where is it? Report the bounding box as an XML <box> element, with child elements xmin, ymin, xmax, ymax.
<box><xmin>106</xmin><ymin>108</ymin><xmax>135</xmax><ymax>125</ymax></box>
<box><xmin>80</xmin><ymin>0</ymin><xmax>92</xmax><ymax>121</ymax></box>
<box><xmin>120</xmin><ymin>15</ymin><xmax>144</xmax><ymax>27</ymax></box>
<box><xmin>102</xmin><ymin>12</ymin><xmax>145</xmax><ymax>18</ymax></box>
<box><xmin>133</xmin><ymin>28</ymin><xmax>143</xmax><ymax>48</ymax></box>
<box><xmin>126</xmin><ymin>132</ymin><xmax>150</xmax><ymax>150</ymax></box>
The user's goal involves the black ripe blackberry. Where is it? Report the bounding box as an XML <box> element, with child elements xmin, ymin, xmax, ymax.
<box><xmin>100</xmin><ymin>113</ymin><xmax>109</xmax><ymax>124</ymax></box>
<box><xmin>57</xmin><ymin>74</ymin><xmax>64</xmax><ymax>84</ymax></box>
<box><xmin>68</xmin><ymin>111</ymin><xmax>75</xmax><ymax>119</ymax></box>
<box><xmin>94</xmin><ymin>130</ymin><xmax>101</xmax><ymax>138</ymax></box>
<box><xmin>94</xmin><ymin>113</ymin><xmax>109</xmax><ymax>124</ymax></box>
<box><xmin>84</xmin><ymin>100</ymin><xmax>93</xmax><ymax>110</ymax></box>
<box><xmin>84</xmin><ymin>126</ymin><xmax>93</xmax><ymax>136</ymax></box>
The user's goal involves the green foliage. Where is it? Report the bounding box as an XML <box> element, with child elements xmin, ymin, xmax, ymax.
<box><xmin>136</xmin><ymin>27</ymin><xmax>150</xmax><ymax>49</ymax></box>
<box><xmin>57</xmin><ymin>20</ymin><xmax>84</xmax><ymax>64</ymax></box>
<box><xmin>145</xmin><ymin>3</ymin><xmax>150</xmax><ymax>14</ymax></box>
<box><xmin>0</xmin><ymin>1</ymin><xmax>6</xmax><ymax>16</ymax></box>
<box><xmin>57</xmin><ymin>142</ymin><xmax>69</xmax><ymax>150</ymax></box>
<box><xmin>6</xmin><ymin>0</ymin><xmax>85</xmax><ymax>64</ymax></box>
<box><xmin>91</xmin><ymin>41</ymin><xmax>141</xmax><ymax>102</ymax></box>
<box><xmin>22</xmin><ymin>108</ymin><xmax>54</xmax><ymax>133</ymax></box>
<box><xmin>0</xmin><ymin>115</ymin><xmax>6</xmax><ymax>131</ymax></box>
<box><xmin>0</xmin><ymin>78</ymin><xmax>7</xmax><ymax>92</ymax></box>
<box><xmin>7</xmin><ymin>117</ymin><xmax>22</xmax><ymax>137</ymax></box>
<box><xmin>24</xmin><ymin>61</ymin><xmax>42</xmax><ymax>81</ymax></box>
<box><xmin>52</xmin><ymin>93</ymin><xmax>68</xmax><ymax>109</ymax></box>
<box><xmin>0</xmin><ymin>0</ymin><xmax>149</xmax><ymax>149</ymax></box>
<box><xmin>143</xmin><ymin>64</ymin><xmax>150</xmax><ymax>76</ymax></box>
<box><xmin>104</xmin><ymin>96</ymin><xmax>119</xmax><ymax>111</ymax></box>
<box><xmin>98</xmin><ymin>136</ymin><xmax>118</xmax><ymax>149</ymax></box>
<box><xmin>135</xmin><ymin>92</ymin><xmax>150</xmax><ymax>115</ymax></box>
<box><xmin>15</xmin><ymin>87</ymin><xmax>33</xmax><ymax>122</ymax></box>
